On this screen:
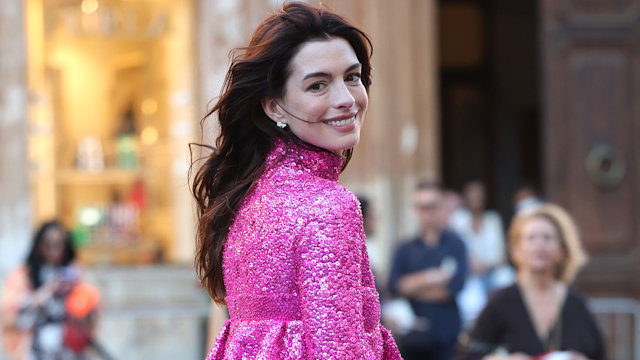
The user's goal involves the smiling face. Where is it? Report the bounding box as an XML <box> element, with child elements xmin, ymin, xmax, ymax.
<box><xmin>262</xmin><ymin>37</ymin><xmax>368</xmax><ymax>154</ymax></box>
<box><xmin>513</xmin><ymin>216</ymin><xmax>566</xmax><ymax>277</ymax></box>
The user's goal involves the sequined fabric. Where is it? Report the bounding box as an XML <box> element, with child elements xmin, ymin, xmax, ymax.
<box><xmin>205</xmin><ymin>138</ymin><xmax>402</xmax><ymax>359</ymax></box>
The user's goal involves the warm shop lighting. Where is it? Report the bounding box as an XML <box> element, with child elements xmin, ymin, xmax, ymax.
<box><xmin>141</xmin><ymin>126</ymin><xmax>159</xmax><ymax>145</ymax></box>
<box><xmin>141</xmin><ymin>98</ymin><xmax>158</xmax><ymax>116</ymax></box>
<box><xmin>81</xmin><ymin>0</ymin><xmax>99</xmax><ymax>15</ymax></box>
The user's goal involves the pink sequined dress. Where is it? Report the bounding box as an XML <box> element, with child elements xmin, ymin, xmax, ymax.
<box><xmin>205</xmin><ymin>138</ymin><xmax>402</xmax><ymax>359</ymax></box>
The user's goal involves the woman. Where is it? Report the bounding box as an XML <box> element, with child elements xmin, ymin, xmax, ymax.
<box><xmin>449</xmin><ymin>180</ymin><xmax>511</xmax><ymax>327</ymax></box>
<box><xmin>458</xmin><ymin>204</ymin><xmax>605</xmax><ymax>360</ymax></box>
<box><xmin>1</xmin><ymin>220</ymin><xmax>89</xmax><ymax>359</ymax></box>
<box><xmin>191</xmin><ymin>3</ymin><xmax>401</xmax><ymax>359</ymax></box>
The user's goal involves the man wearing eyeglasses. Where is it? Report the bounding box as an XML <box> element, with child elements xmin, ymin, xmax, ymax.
<box><xmin>387</xmin><ymin>180</ymin><xmax>468</xmax><ymax>360</ymax></box>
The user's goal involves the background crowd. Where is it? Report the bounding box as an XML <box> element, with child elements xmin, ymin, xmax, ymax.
<box><xmin>3</xmin><ymin>178</ymin><xmax>604</xmax><ymax>360</ymax></box>
<box><xmin>362</xmin><ymin>180</ymin><xmax>604</xmax><ymax>360</ymax></box>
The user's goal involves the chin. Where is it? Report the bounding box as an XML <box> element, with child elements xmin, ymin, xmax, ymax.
<box><xmin>307</xmin><ymin>132</ymin><xmax>360</xmax><ymax>154</ymax></box>
<box><xmin>530</xmin><ymin>264</ymin><xmax>554</xmax><ymax>274</ymax></box>
<box><xmin>335</xmin><ymin>134</ymin><xmax>360</xmax><ymax>152</ymax></box>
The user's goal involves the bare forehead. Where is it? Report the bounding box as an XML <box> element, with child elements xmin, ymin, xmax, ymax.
<box><xmin>524</xmin><ymin>216</ymin><xmax>559</xmax><ymax>233</ymax></box>
<box><xmin>288</xmin><ymin>38</ymin><xmax>359</xmax><ymax>77</ymax></box>
<box><xmin>44</xmin><ymin>227</ymin><xmax>65</xmax><ymax>241</ymax></box>
<box><xmin>414</xmin><ymin>189</ymin><xmax>442</xmax><ymax>201</ymax></box>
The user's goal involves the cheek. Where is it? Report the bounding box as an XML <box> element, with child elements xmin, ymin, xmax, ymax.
<box><xmin>292</xmin><ymin>96</ymin><xmax>329</xmax><ymax>119</ymax></box>
<box><xmin>48</xmin><ymin>247</ymin><xmax>64</xmax><ymax>260</ymax></box>
<box><xmin>54</xmin><ymin>246</ymin><xmax>65</xmax><ymax>256</ymax></box>
<box><xmin>355</xmin><ymin>88</ymin><xmax>368</xmax><ymax>111</ymax></box>
<box><xmin>512</xmin><ymin>246</ymin><xmax>525</xmax><ymax>266</ymax></box>
<box><xmin>550</xmin><ymin>243</ymin><xmax>565</xmax><ymax>261</ymax></box>
<box><xmin>513</xmin><ymin>241</ymin><xmax>537</xmax><ymax>266</ymax></box>
<box><xmin>517</xmin><ymin>239</ymin><xmax>533</xmax><ymax>253</ymax></box>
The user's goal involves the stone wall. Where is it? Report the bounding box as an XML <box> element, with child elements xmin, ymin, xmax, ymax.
<box><xmin>0</xmin><ymin>1</ymin><xmax>30</xmax><ymax>358</ymax></box>
<box><xmin>86</xmin><ymin>265</ymin><xmax>211</xmax><ymax>359</ymax></box>
<box><xmin>0</xmin><ymin>0</ymin><xmax>30</xmax><ymax>291</ymax></box>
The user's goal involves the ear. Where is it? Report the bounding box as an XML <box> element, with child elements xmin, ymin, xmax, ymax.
<box><xmin>511</xmin><ymin>244</ymin><xmax>523</xmax><ymax>268</ymax></box>
<box><xmin>261</xmin><ymin>97</ymin><xmax>285</xmax><ymax>124</ymax></box>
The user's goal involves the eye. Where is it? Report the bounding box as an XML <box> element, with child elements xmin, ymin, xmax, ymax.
<box><xmin>345</xmin><ymin>72</ymin><xmax>362</xmax><ymax>83</ymax></box>
<box><xmin>308</xmin><ymin>82</ymin><xmax>327</xmax><ymax>92</ymax></box>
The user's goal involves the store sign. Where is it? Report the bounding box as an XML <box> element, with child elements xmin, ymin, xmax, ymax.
<box><xmin>47</xmin><ymin>2</ymin><xmax>169</xmax><ymax>38</ymax></box>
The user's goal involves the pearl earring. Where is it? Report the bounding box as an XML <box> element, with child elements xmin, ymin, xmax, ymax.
<box><xmin>276</xmin><ymin>121</ymin><xmax>287</xmax><ymax>129</ymax></box>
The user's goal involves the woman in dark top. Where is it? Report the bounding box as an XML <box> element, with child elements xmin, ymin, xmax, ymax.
<box><xmin>459</xmin><ymin>204</ymin><xmax>605</xmax><ymax>360</ymax></box>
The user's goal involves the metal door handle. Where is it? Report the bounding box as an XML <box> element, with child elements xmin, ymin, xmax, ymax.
<box><xmin>585</xmin><ymin>143</ymin><xmax>626</xmax><ymax>187</ymax></box>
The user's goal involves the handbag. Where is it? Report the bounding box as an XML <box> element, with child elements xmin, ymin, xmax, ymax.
<box><xmin>63</xmin><ymin>317</ymin><xmax>91</xmax><ymax>353</ymax></box>
<box><xmin>63</xmin><ymin>282</ymin><xmax>101</xmax><ymax>353</ymax></box>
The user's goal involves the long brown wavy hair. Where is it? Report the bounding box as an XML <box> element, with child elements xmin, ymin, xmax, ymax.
<box><xmin>191</xmin><ymin>2</ymin><xmax>373</xmax><ymax>304</ymax></box>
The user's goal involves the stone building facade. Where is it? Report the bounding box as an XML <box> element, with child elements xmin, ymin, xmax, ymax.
<box><xmin>0</xmin><ymin>0</ymin><xmax>30</xmax><ymax>287</ymax></box>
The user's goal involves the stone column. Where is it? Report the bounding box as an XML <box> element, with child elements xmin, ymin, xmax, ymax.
<box><xmin>0</xmin><ymin>0</ymin><xmax>30</xmax><ymax>316</ymax></box>
<box><xmin>166</xmin><ymin>0</ymin><xmax>198</xmax><ymax>264</ymax></box>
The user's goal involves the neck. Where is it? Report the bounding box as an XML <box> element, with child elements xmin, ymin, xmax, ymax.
<box><xmin>269</xmin><ymin>138</ymin><xmax>342</xmax><ymax>181</ymax></box>
<box><xmin>518</xmin><ymin>270</ymin><xmax>557</xmax><ymax>292</ymax></box>
<box><xmin>470</xmin><ymin>208</ymin><xmax>483</xmax><ymax>217</ymax></box>
<box><xmin>421</xmin><ymin>228</ymin><xmax>441</xmax><ymax>246</ymax></box>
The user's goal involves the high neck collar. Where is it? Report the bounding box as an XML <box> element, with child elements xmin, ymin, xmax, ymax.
<box><xmin>266</xmin><ymin>138</ymin><xmax>343</xmax><ymax>181</ymax></box>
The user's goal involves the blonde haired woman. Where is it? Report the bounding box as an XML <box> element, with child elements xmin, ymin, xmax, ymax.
<box><xmin>459</xmin><ymin>204</ymin><xmax>605</xmax><ymax>360</ymax></box>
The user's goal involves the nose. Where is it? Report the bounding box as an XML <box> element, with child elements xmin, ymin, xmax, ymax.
<box><xmin>332</xmin><ymin>82</ymin><xmax>355</xmax><ymax>109</ymax></box>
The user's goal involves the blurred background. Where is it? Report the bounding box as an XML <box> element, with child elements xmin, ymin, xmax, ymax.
<box><xmin>0</xmin><ymin>0</ymin><xmax>638</xmax><ymax>359</ymax></box>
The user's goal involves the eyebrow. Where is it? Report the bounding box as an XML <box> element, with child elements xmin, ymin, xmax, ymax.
<box><xmin>302</xmin><ymin>63</ymin><xmax>362</xmax><ymax>81</ymax></box>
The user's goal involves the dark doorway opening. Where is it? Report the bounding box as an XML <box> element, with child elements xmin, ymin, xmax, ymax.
<box><xmin>438</xmin><ymin>0</ymin><xmax>541</xmax><ymax>223</ymax></box>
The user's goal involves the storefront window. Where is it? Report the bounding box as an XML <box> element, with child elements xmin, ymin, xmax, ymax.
<box><xmin>27</xmin><ymin>0</ymin><xmax>197</xmax><ymax>264</ymax></box>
